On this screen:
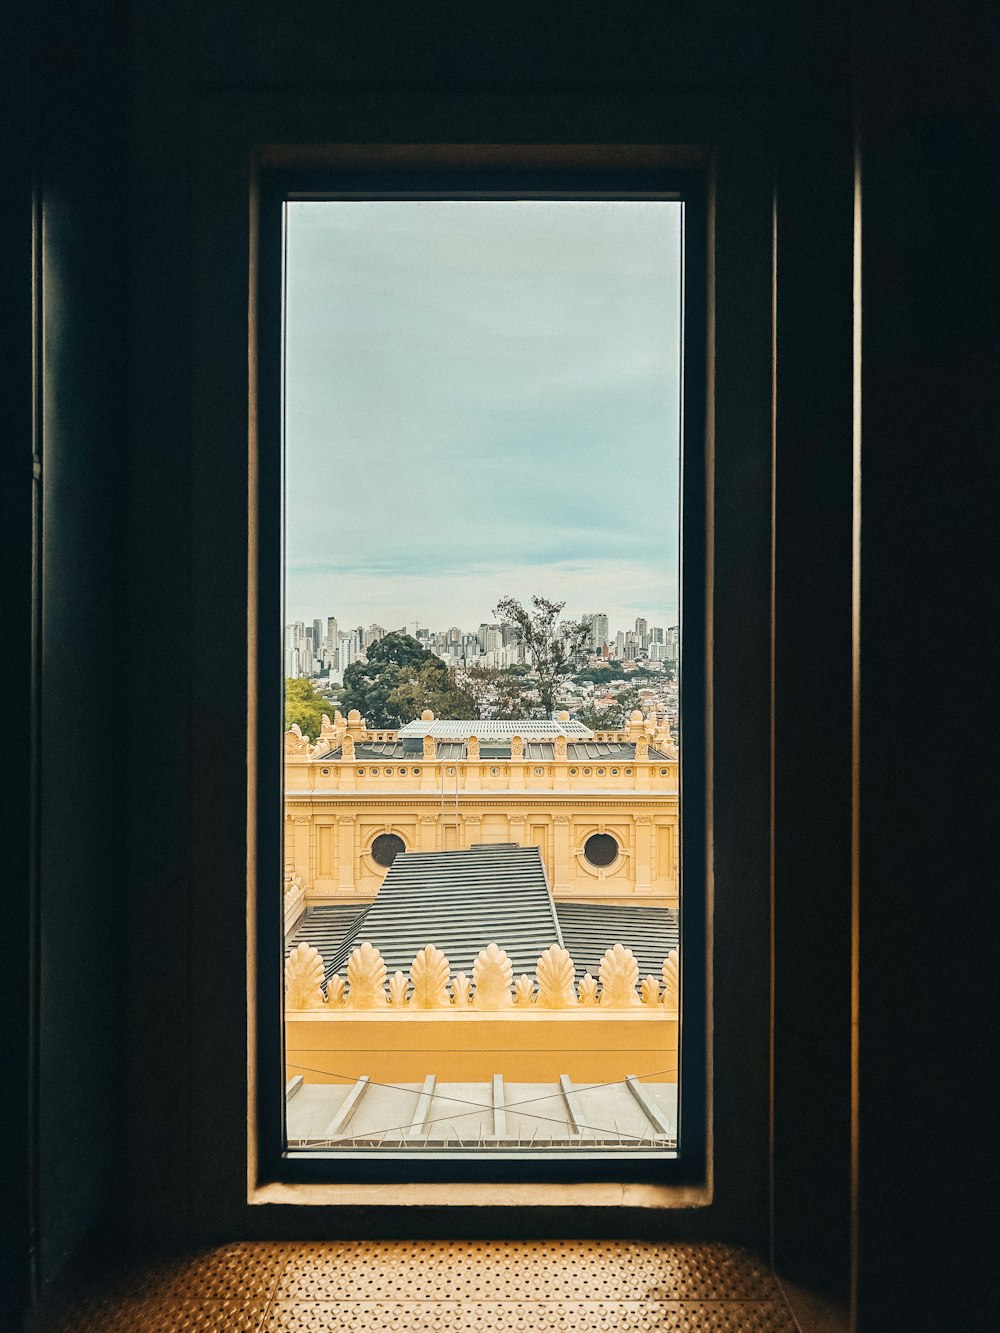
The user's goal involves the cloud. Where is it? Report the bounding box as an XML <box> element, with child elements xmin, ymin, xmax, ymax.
<box><xmin>284</xmin><ymin>200</ymin><xmax>682</xmax><ymax>631</ymax></box>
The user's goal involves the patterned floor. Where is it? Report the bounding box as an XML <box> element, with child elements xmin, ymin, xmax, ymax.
<box><xmin>36</xmin><ymin>1241</ymin><xmax>799</xmax><ymax>1331</ymax></box>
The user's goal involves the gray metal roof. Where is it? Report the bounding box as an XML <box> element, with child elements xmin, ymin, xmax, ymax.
<box><xmin>554</xmin><ymin>902</ymin><xmax>679</xmax><ymax>979</ymax></box>
<box><xmin>317</xmin><ymin>738</ymin><xmax>673</xmax><ymax>763</ymax></box>
<box><xmin>286</xmin><ymin>848</ymin><xmax>679</xmax><ymax>986</ymax></box>
<box><xmin>286</xmin><ymin>1075</ymin><xmax>677</xmax><ymax>1149</ymax></box>
<box><xmin>323</xmin><ymin>844</ymin><xmax>564</xmax><ymax>979</ymax></box>
<box><xmin>398</xmin><ymin>718</ymin><xmax>594</xmax><ymax>739</ymax></box>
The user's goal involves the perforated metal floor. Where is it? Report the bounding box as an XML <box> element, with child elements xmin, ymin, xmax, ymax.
<box><xmin>38</xmin><ymin>1241</ymin><xmax>798</xmax><ymax>1331</ymax></box>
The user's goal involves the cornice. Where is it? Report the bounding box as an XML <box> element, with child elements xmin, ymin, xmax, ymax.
<box><xmin>285</xmin><ymin>791</ymin><xmax>677</xmax><ymax>810</ymax></box>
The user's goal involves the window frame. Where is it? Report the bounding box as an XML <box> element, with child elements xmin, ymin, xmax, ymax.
<box><xmin>255</xmin><ymin>162</ymin><xmax>708</xmax><ymax>1189</ymax></box>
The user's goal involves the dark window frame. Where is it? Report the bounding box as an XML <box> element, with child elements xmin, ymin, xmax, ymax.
<box><xmin>256</xmin><ymin>164</ymin><xmax>708</xmax><ymax>1187</ymax></box>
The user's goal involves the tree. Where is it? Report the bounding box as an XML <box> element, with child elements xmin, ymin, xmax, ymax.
<box><xmin>461</xmin><ymin>664</ymin><xmax>535</xmax><ymax>720</ymax></box>
<box><xmin>577</xmin><ymin>686</ymin><xmax>643</xmax><ymax>731</ymax></box>
<box><xmin>342</xmin><ymin>632</ymin><xmax>478</xmax><ymax>727</ymax></box>
<box><xmin>493</xmin><ymin>595</ymin><xmax>591</xmax><ymax>717</ymax></box>
<box><xmin>285</xmin><ymin>677</ymin><xmax>334</xmax><ymax>741</ymax></box>
<box><xmin>388</xmin><ymin>661</ymin><xmax>479</xmax><ymax>724</ymax></box>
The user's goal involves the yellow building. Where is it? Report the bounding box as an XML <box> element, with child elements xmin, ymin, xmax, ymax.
<box><xmin>284</xmin><ymin>707</ymin><xmax>679</xmax><ymax>915</ymax></box>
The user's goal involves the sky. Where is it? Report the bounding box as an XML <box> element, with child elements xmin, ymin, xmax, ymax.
<box><xmin>284</xmin><ymin>200</ymin><xmax>682</xmax><ymax>633</ymax></box>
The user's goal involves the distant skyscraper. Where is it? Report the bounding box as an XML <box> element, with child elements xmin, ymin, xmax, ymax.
<box><xmin>581</xmin><ymin>612</ymin><xmax>608</xmax><ymax>650</ymax></box>
<box><xmin>324</xmin><ymin>616</ymin><xmax>339</xmax><ymax>668</ymax></box>
<box><xmin>635</xmin><ymin>617</ymin><xmax>648</xmax><ymax>640</ymax></box>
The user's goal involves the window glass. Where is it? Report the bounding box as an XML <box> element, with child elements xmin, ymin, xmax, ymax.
<box><xmin>281</xmin><ymin>198</ymin><xmax>683</xmax><ymax>1157</ymax></box>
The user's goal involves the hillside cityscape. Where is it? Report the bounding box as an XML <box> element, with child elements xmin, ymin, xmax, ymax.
<box><xmin>284</xmin><ymin>604</ymin><xmax>679</xmax><ymax>735</ymax></box>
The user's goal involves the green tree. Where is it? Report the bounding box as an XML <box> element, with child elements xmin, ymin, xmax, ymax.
<box><xmin>285</xmin><ymin>677</ymin><xmax>334</xmax><ymax>741</ymax></box>
<box><xmin>461</xmin><ymin>664</ymin><xmax>535</xmax><ymax>720</ymax></box>
<box><xmin>388</xmin><ymin>661</ymin><xmax>479</xmax><ymax>724</ymax></box>
<box><xmin>494</xmin><ymin>595</ymin><xmax>590</xmax><ymax>717</ymax></box>
<box><xmin>342</xmin><ymin>632</ymin><xmax>476</xmax><ymax>727</ymax></box>
<box><xmin>577</xmin><ymin>686</ymin><xmax>643</xmax><ymax>731</ymax></box>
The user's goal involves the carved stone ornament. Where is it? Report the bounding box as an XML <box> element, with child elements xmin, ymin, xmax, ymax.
<box><xmin>466</xmin><ymin>735</ymin><xmax>480</xmax><ymax>759</ymax></box>
<box><xmin>423</xmin><ymin>734</ymin><xmax>436</xmax><ymax>759</ymax></box>
<box><xmin>554</xmin><ymin>735</ymin><xmax>568</xmax><ymax>759</ymax></box>
<box><xmin>641</xmin><ymin>975</ymin><xmax>661</xmax><ymax>1006</ymax></box>
<box><xmin>598</xmin><ymin>943</ymin><xmax>642</xmax><ymax>1008</ymax></box>
<box><xmin>536</xmin><ymin>945</ymin><xmax>578</xmax><ymax>1008</ymax></box>
<box><xmin>341</xmin><ymin>733</ymin><xmax>356</xmax><ymax>760</ymax></box>
<box><xmin>510</xmin><ymin>735</ymin><xmax>524</xmax><ymax>759</ymax></box>
<box><xmin>410</xmin><ymin>945</ymin><xmax>451</xmax><ymax>1009</ymax></box>
<box><xmin>451</xmin><ymin>972</ymin><xmax>472</xmax><ymax>1008</ymax></box>
<box><xmin>662</xmin><ymin>948</ymin><xmax>680</xmax><ymax>1014</ymax></box>
<box><xmin>284</xmin><ymin>725</ymin><xmax>310</xmax><ymax>756</ymax></box>
<box><xmin>388</xmin><ymin>970</ymin><xmax>410</xmax><ymax>1007</ymax></box>
<box><xmin>284</xmin><ymin>942</ymin><xmax>326</xmax><ymax>1009</ymax></box>
<box><xmin>514</xmin><ymin>973</ymin><xmax>535</xmax><ymax>1006</ymax></box>
<box><xmin>635</xmin><ymin>736</ymin><xmax>649</xmax><ymax>760</ymax></box>
<box><xmin>472</xmin><ymin>942</ymin><xmax>514</xmax><ymax>1009</ymax></box>
<box><xmin>325</xmin><ymin>973</ymin><xmax>346</xmax><ymax>1008</ymax></box>
<box><xmin>578</xmin><ymin>973</ymin><xmax>599</xmax><ymax>1006</ymax></box>
<box><xmin>345</xmin><ymin>941</ymin><xmax>388</xmax><ymax>1008</ymax></box>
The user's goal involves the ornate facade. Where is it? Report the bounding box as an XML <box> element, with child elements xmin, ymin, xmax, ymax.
<box><xmin>284</xmin><ymin>707</ymin><xmax>679</xmax><ymax>910</ymax></box>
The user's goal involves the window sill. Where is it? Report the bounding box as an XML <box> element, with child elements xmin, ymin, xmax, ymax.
<box><xmin>249</xmin><ymin>1180</ymin><xmax>711</xmax><ymax>1209</ymax></box>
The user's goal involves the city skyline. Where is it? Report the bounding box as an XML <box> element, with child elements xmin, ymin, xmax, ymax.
<box><xmin>284</xmin><ymin>608</ymin><xmax>678</xmax><ymax>680</ymax></box>
<box><xmin>283</xmin><ymin>200</ymin><xmax>682</xmax><ymax>629</ymax></box>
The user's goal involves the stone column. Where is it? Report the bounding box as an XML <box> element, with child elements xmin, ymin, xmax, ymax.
<box><xmin>419</xmin><ymin>814</ymin><xmax>437</xmax><ymax>852</ymax></box>
<box><xmin>508</xmin><ymin>815</ymin><xmax>526</xmax><ymax>847</ymax></box>
<box><xmin>337</xmin><ymin>815</ymin><xmax>356</xmax><ymax>893</ymax></box>
<box><xmin>634</xmin><ymin>816</ymin><xmax>652</xmax><ymax>893</ymax></box>
<box><xmin>553</xmin><ymin>815</ymin><xmax>571</xmax><ymax>893</ymax></box>
<box><xmin>291</xmin><ymin>815</ymin><xmax>311</xmax><ymax>887</ymax></box>
<box><xmin>464</xmin><ymin>814</ymin><xmax>481</xmax><ymax>849</ymax></box>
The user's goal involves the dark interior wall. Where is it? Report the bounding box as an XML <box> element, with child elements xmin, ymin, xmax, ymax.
<box><xmin>33</xmin><ymin>0</ymin><xmax>130</xmax><ymax>1289</ymax></box>
<box><xmin>854</xmin><ymin>5</ymin><xmax>998</xmax><ymax>1330</ymax></box>
<box><xmin>0</xmin><ymin>4</ymin><xmax>37</xmax><ymax>1326</ymax></box>
<box><xmin>0</xmin><ymin>0</ymin><xmax>130</xmax><ymax>1311</ymax></box>
<box><xmin>770</xmin><ymin>6</ymin><xmax>855</xmax><ymax>1320</ymax></box>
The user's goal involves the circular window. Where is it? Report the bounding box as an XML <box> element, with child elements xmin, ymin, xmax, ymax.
<box><xmin>534</xmin><ymin>767</ymin><xmax>544</xmax><ymax>775</ymax></box>
<box><xmin>625</xmin><ymin>768</ymin><xmax>633</xmax><ymax>776</ymax></box>
<box><xmin>597</xmin><ymin>767</ymin><xmax>605</xmax><ymax>775</ymax></box>
<box><xmin>611</xmin><ymin>767</ymin><xmax>619</xmax><ymax>776</ymax></box>
<box><xmin>660</xmin><ymin>767</ymin><xmax>669</xmax><ymax>776</ymax></box>
<box><xmin>569</xmin><ymin>767</ymin><xmax>578</xmax><ymax>775</ymax></box>
<box><xmin>399</xmin><ymin>767</ymin><xmax>407</xmax><ymax>775</ymax></box>
<box><xmin>583</xmin><ymin>767</ymin><xmax>592</xmax><ymax>775</ymax></box>
<box><xmin>321</xmin><ymin>767</ymin><xmax>330</xmax><ymax>776</ymax></box>
<box><xmin>413</xmin><ymin>767</ymin><xmax>420</xmax><ymax>774</ymax></box>
<box><xmin>584</xmin><ymin>833</ymin><xmax>619</xmax><ymax>868</ymax></box>
<box><xmin>491</xmin><ymin>766</ymin><xmax>500</xmax><ymax>775</ymax></box>
<box><xmin>356</xmin><ymin>767</ymin><xmax>365</xmax><ymax>776</ymax></box>
<box><xmin>447</xmin><ymin>766</ymin><xmax>455</xmax><ymax>776</ymax></box>
<box><xmin>371</xmin><ymin>833</ymin><xmax>405</xmax><ymax>868</ymax></box>
<box><xmin>385</xmin><ymin>767</ymin><xmax>394</xmax><ymax>776</ymax></box>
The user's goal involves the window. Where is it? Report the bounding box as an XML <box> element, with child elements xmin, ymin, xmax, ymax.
<box><xmin>583</xmin><ymin>833</ymin><xmax>619</xmax><ymax>867</ymax></box>
<box><xmin>257</xmin><ymin>159</ymin><xmax>707</xmax><ymax>1185</ymax></box>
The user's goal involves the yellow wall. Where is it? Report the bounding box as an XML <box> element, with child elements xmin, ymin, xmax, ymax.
<box><xmin>285</xmin><ymin>727</ymin><xmax>679</xmax><ymax>909</ymax></box>
<box><xmin>286</xmin><ymin>1010</ymin><xmax>679</xmax><ymax>1086</ymax></box>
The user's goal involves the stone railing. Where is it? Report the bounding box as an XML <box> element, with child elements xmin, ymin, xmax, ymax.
<box><xmin>283</xmin><ymin>872</ymin><xmax>306</xmax><ymax>930</ymax></box>
<box><xmin>285</xmin><ymin>939</ymin><xmax>680</xmax><ymax>1014</ymax></box>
